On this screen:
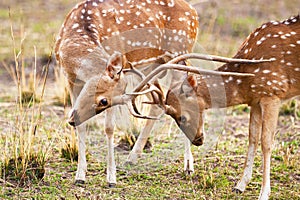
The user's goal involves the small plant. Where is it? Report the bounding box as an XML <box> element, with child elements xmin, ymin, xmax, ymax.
<box><xmin>232</xmin><ymin>104</ymin><xmax>250</xmax><ymax>115</ymax></box>
<box><xmin>61</xmin><ymin>128</ymin><xmax>78</xmax><ymax>162</ymax></box>
<box><xmin>116</xmin><ymin>124</ymin><xmax>152</xmax><ymax>152</ymax></box>
<box><xmin>1</xmin><ymin>153</ymin><xmax>46</xmax><ymax>186</ymax></box>
<box><xmin>0</xmin><ymin>11</ymin><xmax>51</xmax><ymax>187</ymax></box>
<box><xmin>280</xmin><ymin>99</ymin><xmax>300</xmax><ymax>118</ymax></box>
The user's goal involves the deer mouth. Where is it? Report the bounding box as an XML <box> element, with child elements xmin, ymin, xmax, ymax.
<box><xmin>68</xmin><ymin>109</ymin><xmax>79</xmax><ymax>127</ymax></box>
<box><xmin>192</xmin><ymin>136</ymin><xmax>204</xmax><ymax>146</ymax></box>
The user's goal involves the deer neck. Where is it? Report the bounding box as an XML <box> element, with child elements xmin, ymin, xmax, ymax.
<box><xmin>197</xmin><ymin>67</ymin><xmax>249</xmax><ymax>109</ymax></box>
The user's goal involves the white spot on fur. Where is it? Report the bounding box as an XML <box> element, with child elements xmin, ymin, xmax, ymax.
<box><xmin>262</xmin><ymin>70</ymin><xmax>271</xmax><ymax>74</ymax></box>
<box><xmin>281</xmin><ymin>35</ymin><xmax>287</xmax><ymax>39</ymax></box>
<box><xmin>254</xmin><ymin>68</ymin><xmax>260</xmax><ymax>73</ymax></box>
<box><xmin>256</xmin><ymin>40</ymin><xmax>262</xmax><ymax>45</ymax></box>
<box><xmin>285</xmin><ymin>33</ymin><xmax>291</xmax><ymax>37</ymax></box>
<box><xmin>72</xmin><ymin>23</ymin><xmax>79</xmax><ymax>29</ymax></box>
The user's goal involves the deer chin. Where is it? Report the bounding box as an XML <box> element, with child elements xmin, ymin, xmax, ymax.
<box><xmin>68</xmin><ymin>107</ymin><xmax>98</xmax><ymax>127</ymax></box>
<box><xmin>68</xmin><ymin>109</ymin><xmax>80</xmax><ymax>127</ymax></box>
<box><xmin>178</xmin><ymin>125</ymin><xmax>204</xmax><ymax>146</ymax></box>
<box><xmin>164</xmin><ymin>105</ymin><xmax>204</xmax><ymax>146</ymax></box>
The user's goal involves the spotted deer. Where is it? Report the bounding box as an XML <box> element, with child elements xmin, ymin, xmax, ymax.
<box><xmin>55</xmin><ymin>0</ymin><xmax>200</xmax><ymax>187</ymax></box>
<box><xmin>143</xmin><ymin>15</ymin><xmax>300</xmax><ymax>199</ymax></box>
<box><xmin>55</xmin><ymin>0</ymin><xmax>267</xmax><ymax>187</ymax></box>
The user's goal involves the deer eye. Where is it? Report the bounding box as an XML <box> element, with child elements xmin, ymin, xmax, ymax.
<box><xmin>179</xmin><ymin>115</ymin><xmax>187</xmax><ymax>124</ymax></box>
<box><xmin>99</xmin><ymin>98</ymin><xmax>108</xmax><ymax>106</ymax></box>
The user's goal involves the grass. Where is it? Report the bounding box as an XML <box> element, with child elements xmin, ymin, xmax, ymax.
<box><xmin>0</xmin><ymin>0</ymin><xmax>299</xmax><ymax>199</ymax></box>
<box><xmin>1</xmin><ymin>122</ymin><xmax>299</xmax><ymax>199</ymax></box>
<box><xmin>0</xmin><ymin>9</ymin><xmax>53</xmax><ymax>189</ymax></box>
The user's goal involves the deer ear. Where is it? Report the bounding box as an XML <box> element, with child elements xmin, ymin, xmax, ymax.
<box><xmin>181</xmin><ymin>75</ymin><xmax>197</xmax><ymax>96</ymax></box>
<box><xmin>106</xmin><ymin>52</ymin><xmax>123</xmax><ymax>80</ymax></box>
<box><xmin>187</xmin><ymin>75</ymin><xmax>198</xmax><ymax>88</ymax></box>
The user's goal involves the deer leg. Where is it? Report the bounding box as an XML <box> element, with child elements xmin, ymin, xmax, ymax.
<box><xmin>69</xmin><ymin>84</ymin><xmax>88</xmax><ymax>184</ymax></box>
<box><xmin>259</xmin><ymin>97</ymin><xmax>280</xmax><ymax>200</ymax></box>
<box><xmin>75</xmin><ymin>124</ymin><xmax>87</xmax><ymax>184</ymax></box>
<box><xmin>126</xmin><ymin>105</ymin><xmax>162</xmax><ymax>164</ymax></box>
<box><xmin>234</xmin><ymin>104</ymin><xmax>262</xmax><ymax>192</ymax></box>
<box><xmin>184</xmin><ymin>136</ymin><xmax>194</xmax><ymax>174</ymax></box>
<box><xmin>105</xmin><ymin>109</ymin><xmax>117</xmax><ymax>187</ymax></box>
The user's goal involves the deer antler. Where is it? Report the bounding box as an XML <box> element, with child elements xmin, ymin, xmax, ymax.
<box><xmin>166</xmin><ymin>53</ymin><xmax>273</xmax><ymax>65</ymax></box>
<box><xmin>123</xmin><ymin>63</ymin><xmax>146</xmax><ymax>80</ymax></box>
<box><xmin>119</xmin><ymin>53</ymin><xmax>274</xmax><ymax>119</ymax></box>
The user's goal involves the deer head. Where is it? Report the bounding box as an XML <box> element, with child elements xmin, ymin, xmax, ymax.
<box><xmin>123</xmin><ymin>54</ymin><xmax>272</xmax><ymax>145</ymax></box>
<box><xmin>68</xmin><ymin>52</ymin><xmax>127</xmax><ymax>126</ymax></box>
<box><xmin>55</xmin><ymin>0</ymin><xmax>200</xmax><ymax>126</ymax></box>
<box><xmin>164</xmin><ymin>75</ymin><xmax>205</xmax><ymax>145</ymax></box>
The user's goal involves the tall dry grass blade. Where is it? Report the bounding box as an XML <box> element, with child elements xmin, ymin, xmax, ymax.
<box><xmin>9</xmin><ymin>8</ymin><xmax>22</xmax><ymax>110</ymax></box>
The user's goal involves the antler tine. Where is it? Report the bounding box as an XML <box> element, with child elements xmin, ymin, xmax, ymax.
<box><xmin>125</xmin><ymin>101</ymin><xmax>160</xmax><ymax>120</ymax></box>
<box><xmin>167</xmin><ymin>53</ymin><xmax>274</xmax><ymax>65</ymax></box>
<box><xmin>161</xmin><ymin>64</ymin><xmax>256</xmax><ymax>76</ymax></box>
<box><xmin>126</xmin><ymin>83</ymin><xmax>162</xmax><ymax>96</ymax></box>
<box><xmin>125</xmin><ymin>81</ymin><xmax>165</xmax><ymax>118</ymax></box>
<box><xmin>152</xmin><ymin>81</ymin><xmax>167</xmax><ymax>110</ymax></box>
<box><xmin>140</xmin><ymin>81</ymin><xmax>166</xmax><ymax>108</ymax></box>
<box><xmin>123</xmin><ymin>63</ymin><xmax>146</xmax><ymax>80</ymax></box>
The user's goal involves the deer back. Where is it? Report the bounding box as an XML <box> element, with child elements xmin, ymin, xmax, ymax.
<box><xmin>215</xmin><ymin>15</ymin><xmax>300</xmax><ymax>104</ymax></box>
<box><xmin>55</xmin><ymin>0</ymin><xmax>198</xmax><ymax>83</ymax></box>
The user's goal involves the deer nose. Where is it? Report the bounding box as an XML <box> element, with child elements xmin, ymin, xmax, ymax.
<box><xmin>68</xmin><ymin>109</ymin><xmax>77</xmax><ymax>127</ymax></box>
<box><xmin>192</xmin><ymin>135</ymin><xmax>204</xmax><ymax>146</ymax></box>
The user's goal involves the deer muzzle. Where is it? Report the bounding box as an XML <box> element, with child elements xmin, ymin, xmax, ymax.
<box><xmin>67</xmin><ymin>107</ymin><xmax>99</xmax><ymax>127</ymax></box>
<box><xmin>68</xmin><ymin>109</ymin><xmax>79</xmax><ymax>127</ymax></box>
<box><xmin>191</xmin><ymin>135</ymin><xmax>204</xmax><ymax>146</ymax></box>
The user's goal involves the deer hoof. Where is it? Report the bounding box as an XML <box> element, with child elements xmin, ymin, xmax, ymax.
<box><xmin>232</xmin><ymin>187</ymin><xmax>243</xmax><ymax>194</ymax></box>
<box><xmin>184</xmin><ymin>169</ymin><xmax>194</xmax><ymax>175</ymax></box>
<box><xmin>75</xmin><ymin>179</ymin><xmax>85</xmax><ymax>185</ymax></box>
<box><xmin>123</xmin><ymin>161</ymin><xmax>134</xmax><ymax>167</ymax></box>
<box><xmin>108</xmin><ymin>183</ymin><xmax>116</xmax><ymax>188</ymax></box>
